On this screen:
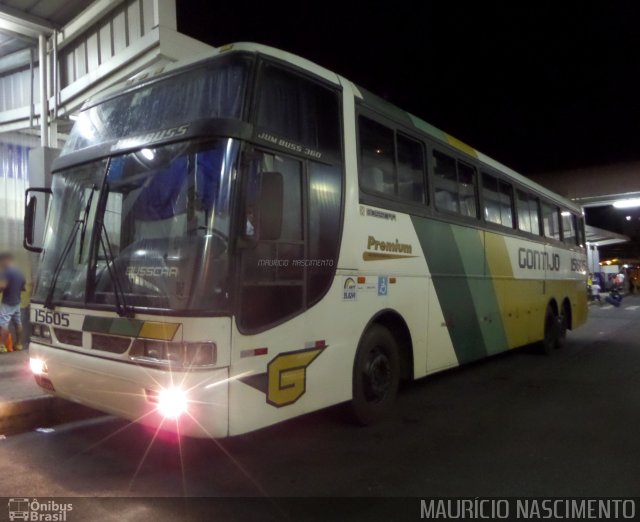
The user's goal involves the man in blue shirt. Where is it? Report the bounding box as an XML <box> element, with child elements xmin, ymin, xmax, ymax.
<box><xmin>0</xmin><ymin>253</ymin><xmax>25</xmax><ymax>352</ymax></box>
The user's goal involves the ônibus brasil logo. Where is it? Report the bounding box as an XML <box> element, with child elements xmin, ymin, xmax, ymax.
<box><xmin>8</xmin><ymin>498</ymin><xmax>73</xmax><ymax>521</ymax></box>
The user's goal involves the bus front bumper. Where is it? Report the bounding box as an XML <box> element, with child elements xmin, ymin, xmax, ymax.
<box><xmin>29</xmin><ymin>342</ymin><xmax>229</xmax><ymax>438</ymax></box>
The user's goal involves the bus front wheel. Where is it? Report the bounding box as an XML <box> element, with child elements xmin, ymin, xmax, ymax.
<box><xmin>351</xmin><ymin>324</ymin><xmax>400</xmax><ymax>425</ymax></box>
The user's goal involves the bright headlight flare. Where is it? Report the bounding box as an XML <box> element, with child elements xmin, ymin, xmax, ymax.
<box><xmin>30</xmin><ymin>357</ymin><xmax>47</xmax><ymax>375</ymax></box>
<box><xmin>130</xmin><ymin>340</ymin><xmax>216</xmax><ymax>368</ymax></box>
<box><xmin>156</xmin><ymin>387</ymin><xmax>188</xmax><ymax>419</ymax></box>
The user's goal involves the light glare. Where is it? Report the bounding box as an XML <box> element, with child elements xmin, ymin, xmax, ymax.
<box><xmin>140</xmin><ymin>148</ymin><xmax>155</xmax><ymax>160</ymax></box>
<box><xmin>157</xmin><ymin>387</ymin><xmax>188</xmax><ymax>419</ymax></box>
<box><xmin>30</xmin><ymin>357</ymin><xmax>46</xmax><ymax>375</ymax></box>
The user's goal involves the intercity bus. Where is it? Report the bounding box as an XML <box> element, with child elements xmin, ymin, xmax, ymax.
<box><xmin>24</xmin><ymin>43</ymin><xmax>587</xmax><ymax>437</ymax></box>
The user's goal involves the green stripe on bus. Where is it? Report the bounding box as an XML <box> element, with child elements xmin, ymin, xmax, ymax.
<box><xmin>452</xmin><ymin>228</ymin><xmax>509</xmax><ymax>355</ymax></box>
<box><xmin>82</xmin><ymin>316</ymin><xmax>144</xmax><ymax>337</ymax></box>
<box><xmin>411</xmin><ymin>217</ymin><xmax>487</xmax><ymax>363</ymax></box>
<box><xmin>109</xmin><ymin>318</ymin><xmax>144</xmax><ymax>337</ymax></box>
<box><xmin>82</xmin><ymin>316</ymin><xmax>112</xmax><ymax>334</ymax></box>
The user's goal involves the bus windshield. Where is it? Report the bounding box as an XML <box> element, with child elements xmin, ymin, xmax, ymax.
<box><xmin>61</xmin><ymin>54</ymin><xmax>249</xmax><ymax>155</ymax></box>
<box><xmin>33</xmin><ymin>138</ymin><xmax>238</xmax><ymax>313</ymax></box>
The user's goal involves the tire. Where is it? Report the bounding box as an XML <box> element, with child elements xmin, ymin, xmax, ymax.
<box><xmin>352</xmin><ymin>324</ymin><xmax>400</xmax><ymax>425</ymax></box>
<box><xmin>541</xmin><ymin>305</ymin><xmax>560</xmax><ymax>355</ymax></box>
<box><xmin>557</xmin><ymin>303</ymin><xmax>569</xmax><ymax>349</ymax></box>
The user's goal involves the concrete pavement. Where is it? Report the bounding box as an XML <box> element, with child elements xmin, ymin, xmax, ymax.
<box><xmin>0</xmin><ymin>295</ymin><xmax>640</xmax><ymax>504</ymax></box>
<box><xmin>0</xmin><ymin>349</ymin><xmax>101</xmax><ymax>436</ymax></box>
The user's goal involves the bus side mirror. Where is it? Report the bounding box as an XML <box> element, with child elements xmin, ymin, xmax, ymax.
<box><xmin>24</xmin><ymin>187</ymin><xmax>51</xmax><ymax>253</ymax></box>
<box><xmin>257</xmin><ymin>171</ymin><xmax>283</xmax><ymax>241</ymax></box>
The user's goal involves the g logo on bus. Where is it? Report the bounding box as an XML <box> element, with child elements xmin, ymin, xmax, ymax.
<box><xmin>266</xmin><ymin>347</ymin><xmax>325</xmax><ymax>407</ymax></box>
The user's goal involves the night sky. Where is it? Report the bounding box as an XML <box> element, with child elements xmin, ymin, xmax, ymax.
<box><xmin>177</xmin><ymin>2</ymin><xmax>640</xmax><ymax>258</ymax></box>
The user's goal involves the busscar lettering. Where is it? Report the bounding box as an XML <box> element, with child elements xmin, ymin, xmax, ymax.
<box><xmin>367</xmin><ymin>235</ymin><xmax>412</xmax><ymax>254</ymax></box>
<box><xmin>517</xmin><ymin>247</ymin><xmax>560</xmax><ymax>271</ymax></box>
<box><xmin>126</xmin><ymin>266</ymin><xmax>179</xmax><ymax>277</ymax></box>
<box><xmin>113</xmin><ymin>124</ymin><xmax>189</xmax><ymax>150</ymax></box>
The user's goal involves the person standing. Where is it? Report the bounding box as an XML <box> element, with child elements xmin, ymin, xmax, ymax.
<box><xmin>0</xmin><ymin>253</ymin><xmax>26</xmax><ymax>352</ymax></box>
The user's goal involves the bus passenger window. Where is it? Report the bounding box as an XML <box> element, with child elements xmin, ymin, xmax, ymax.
<box><xmin>499</xmin><ymin>180</ymin><xmax>514</xmax><ymax>227</ymax></box>
<box><xmin>457</xmin><ymin>161</ymin><xmax>477</xmax><ymax>218</ymax></box>
<box><xmin>258</xmin><ymin>65</ymin><xmax>340</xmax><ymax>156</ymax></box>
<box><xmin>433</xmin><ymin>151</ymin><xmax>458</xmax><ymax>213</ymax></box>
<box><xmin>482</xmin><ymin>173</ymin><xmax>501</xmax><ymax>224</ymax></box>
<box><xmin>396</xmin><ymin>134</ymin><xmax>426</xmax><ymax>203</ymax></box>
<box><xmin>542</xmin><ymin>202</ymin><xmax>560</xmax><ymax>240</ymax></box>
<box><xmin>517</xmin><ymin>190</ymin><xmax>540</xmax><ymax>234</ymax></box>
<box><xmin>359</xmin><ymin>116</ymin><xmax>395</xmax><ymax>197</ymax></box>
<box><xmin>561</xmin><ymin>211</ymin><xmax>577</xmax><ymax>245</ymax></box>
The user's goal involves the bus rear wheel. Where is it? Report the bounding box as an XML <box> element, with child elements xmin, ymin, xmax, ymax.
<box><xmin>352</xmin><ymin>324</ymin><xmax>400</xmax><ymax>425</ymax></box>
<box><xmin>542</xmin><ymin>305</ymin><xmax>562</xmax><ymax>354</ymax></box>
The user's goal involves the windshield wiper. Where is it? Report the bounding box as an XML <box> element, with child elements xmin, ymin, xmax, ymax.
<box><xmin>95</xmin><ymin>183</ymin><xmax>134</xmax><ymax>318</ymax></box>
<box><xmin>77</xmin><ymin>184</ymin><xmax>97</xmax><ymax>263</ymax></box>
<box><xmin>44</xmin><ymin>185</ymin><xmax>97</xmax><ymax>309</ymax></box>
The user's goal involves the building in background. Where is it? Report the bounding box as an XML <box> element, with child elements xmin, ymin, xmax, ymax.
<box><xmin>0</xmin><ymin>0</ymin><xmax>213</xmax><ymax>292</ymax></box>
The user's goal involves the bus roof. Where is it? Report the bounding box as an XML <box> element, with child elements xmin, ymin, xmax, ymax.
<box><xmin>82</xmin><ymin>41</ymin><xmax>581</xmax><ymax>214</ymax></box>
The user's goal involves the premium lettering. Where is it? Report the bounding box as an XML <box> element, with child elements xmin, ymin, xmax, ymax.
<box><xmin>367</xmin><ymin>235</ymin><xmax>412</xmax><ymax>254</ymax></box>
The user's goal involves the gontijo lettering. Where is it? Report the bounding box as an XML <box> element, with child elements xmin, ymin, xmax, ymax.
<box><xmin>518</xmin><ymin>247</ymin><xmax>560</xmax><ymax>271</ymax></box>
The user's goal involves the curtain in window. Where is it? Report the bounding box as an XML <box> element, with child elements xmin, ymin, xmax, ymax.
<box><xmin>64</xmin><ymin>59</ymin><xmax>248</xmax><ymax>153</ymax></box>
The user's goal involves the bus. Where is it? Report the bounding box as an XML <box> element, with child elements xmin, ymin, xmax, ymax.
<box><xmin>24</xmin><ymin>42</ymin><xmax>588</xmax><ymax>438</ymax></box>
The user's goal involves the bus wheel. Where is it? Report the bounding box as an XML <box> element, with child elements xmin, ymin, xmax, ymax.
<box><xmin>542</xmin><ymin>305</ymin><xmax>560</xmax><ymax>355</ymax></box>
<box><xmin>556</xmin><ymin>309</ymin><xmax>568</xmax><ymax>349</ymax></box>
<box><xmin>352</xmin><ymin>324</ymin><xmax>400</xmax><ymax>425</ymax></box>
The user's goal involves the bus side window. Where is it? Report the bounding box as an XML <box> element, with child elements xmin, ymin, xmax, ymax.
<box><xmin>433</xmin><ymin>150</ymin><xmax>458</xmax><ymax>213</ymax></box>
<box><xmin>457</xmin><ymin>161</ymin><xmax>477</xmax><ymax>218</ymax></box>
<box><xmin>257</xmin><ymin>65</ymin><xmax>340</xmax><ymax>156</ymax></box>
<box><xmin>561</xmin><ymin>211</ymin><xmax>578</xmax><ymax>245</ymax></box>
<box><xmin>517</xmin><ymin>190</ymin><xmax>540</xmax><ymax>234</ymax></box>
<box><xmin>307</xmin><ymin>162</ymin><xmax>342</xmax><ymax>306</ymax></box>
<box><xmin>359</xmin><ymin>116</ymin><xmax>395</xmax><ymax>197</ymax></box>
<box><xmin>483</xmin><ymin>173</ymin><xmax>513</xmax><ymax>227</ymax></box>
<box><xmin>396</xmin><ymin>133</ymin><xmax>426</xmax><ymax>203</ymax></box>
<box><xmin>529</xmin><ymin>196</ymin><xmax>541</xmax><ymax>235</ymax></box>
<box><xmin>577</xmin><ymin>215</ymin><xmax>586</xmax><ymax>246</ymax></box>
<box><xmin>499</xmin><ymin>180</ymin><xmax>514</xmax><ymax>227</ymax></box>
<box><xmin>239</xmin><ymin>152</ymin><xmax>305</xmax><ymax>331</ymax></box>
<box><xmin>542</xmin><ymin>202</ymin><xmax>561</xmax><ymax>240</ymax></box>
<box><xmin>482</xmin><ymin>173</ymin><xmax>501</xmax><ymax>224</ymax></box>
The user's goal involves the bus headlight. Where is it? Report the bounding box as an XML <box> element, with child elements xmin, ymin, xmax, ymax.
<box><xmin>156</xmin><ymin>387</ymin><xmax>188</xmax><ymax>419</ymax></box>
<box><xmin>31</xmin><ymin>323</ymin><xmax>51</xmax><ymax>342</ymax></box>
<box><xmin>130</xmin><ymin>340</ymin><xmax>216</xmax><ymax>369</ymax></box>
<box><xmin>30</xmin><ymin>357</ymin><xmax>47</xmax><ymax>375</ymax></box>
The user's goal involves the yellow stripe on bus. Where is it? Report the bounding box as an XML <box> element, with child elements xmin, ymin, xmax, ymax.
<box><xmin>138</xmin><ymin>321</ymin><xmax>180</xmax><ymax>341</ymax></box>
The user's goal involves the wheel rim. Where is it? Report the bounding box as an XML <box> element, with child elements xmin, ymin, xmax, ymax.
<box><xmin>362</xmin><ymin>347</ymin><xmax>392</xmax><ymax>403</ymax></box>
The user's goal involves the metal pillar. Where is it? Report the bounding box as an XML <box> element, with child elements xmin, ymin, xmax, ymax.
<box><xmin>38</xmin><ymin>33</ymin><xmax>48</xmax><ymax>147</ymax></box>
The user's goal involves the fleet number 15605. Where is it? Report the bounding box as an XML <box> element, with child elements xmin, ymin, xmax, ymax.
<box><xmin>33</xmin><ymin>309</ymin><xmax>70</xmax><ymax>327</ymax></box>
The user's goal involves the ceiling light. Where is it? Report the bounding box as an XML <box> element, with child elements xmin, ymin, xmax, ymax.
<box><xmin>613</xmin><ymin>198</ymin><xmax>640</xmax><ymax>209</ymax></box>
